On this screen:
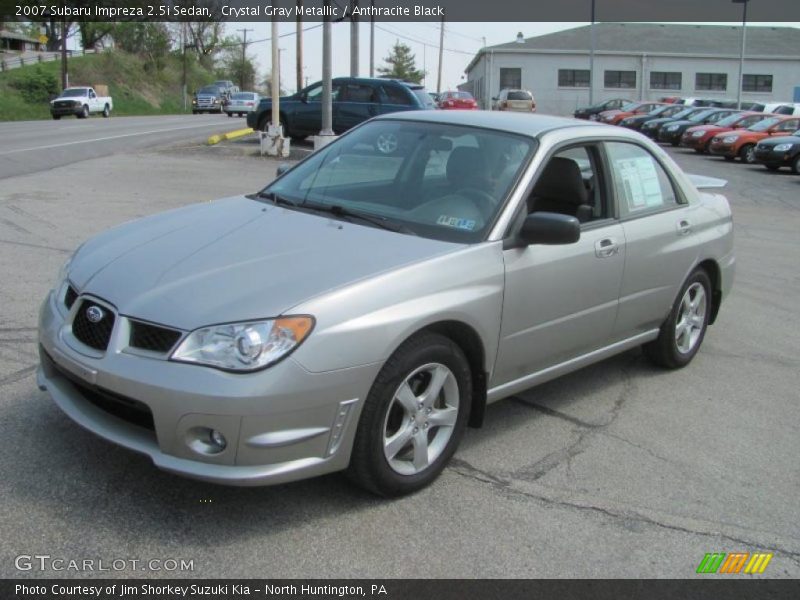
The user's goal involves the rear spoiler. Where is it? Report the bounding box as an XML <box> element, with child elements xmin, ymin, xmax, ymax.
<box><xmin>687</xmin><ymin>173</ymin><xmax>727</xmax><ymax>189</ymax></box>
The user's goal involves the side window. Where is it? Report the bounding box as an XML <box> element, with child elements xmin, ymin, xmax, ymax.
<box><xmin>306</xmin><ymin>84</ymin><xmax>341</xmax><ymax>102</ymax></box>
<box><xmin>605</xmin><ymin>142</ymin><xmax>678</xmax><ymax>217</ymax></box>
<box><xmin>342</xmin><ymin>83</ymin><xmax>377</xmax><ymax>103</ymax></box>
<box><xmin>776</xmin><ymin>119</ymin><xmax>800</xmax><ymax>132</ymax></box>
<box><xmin>527</xmin><ymin>145</ymin><xmax>607</xmax><ymax>224</ymax></box>
<box><xmin>381</xmin><ymin>85</ymin><xmax>412</xmax><ymax>106</ymax></box>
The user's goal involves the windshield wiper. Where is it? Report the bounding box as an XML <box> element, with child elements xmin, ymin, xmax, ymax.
<box><xmin>253</xmin><ymin>190</ymin><xmax>299</xmax><ymax>207</ymax></box>
<box><xmin>307</xmin><ymin>204</ymin><xmax>417</xmax><ymax>235</ymax></box>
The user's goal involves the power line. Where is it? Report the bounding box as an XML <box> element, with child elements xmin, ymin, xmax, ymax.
<box><xmin>375</xmin><ymin>24</ymin><xmax>475</xmax><ymax>56</ymax></box>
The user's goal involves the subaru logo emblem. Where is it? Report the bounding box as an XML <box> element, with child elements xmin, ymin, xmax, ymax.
<box><xmin>85</xmin><ymin>305</ymin><xmax>104</xmax><ymax>323</ymax></box>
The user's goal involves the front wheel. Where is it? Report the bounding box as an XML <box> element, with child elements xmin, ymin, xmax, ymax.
<box><xmin>346</xmin><ymin>332</ymin><xmax>471</xmax><ymax>496</ymax></box>
<box><xmin>764</xmin><ymin>164</ymin><xmax>780</xmax><ymax>171</ymax></box>
<box><xmin>52</xmin><ymin>114</ymin><xmax>61</xmax><ymax>120</ymax></box>
<box><xmin>790</xmin><ymin>155</ymin><xmax>800</xmax><ymax>174</ymax></box>
<box><xmin>739</xmin><ymin>144</ymin><xmax>756</xmax><ymax>164</ymax></box>
<box><xmin>644</xmin><ymin>269</ymin><xmax>711</xmax><ymax>369</ymax></box>
<box><xmin>79</xmin><ymin>105</ymin><xmax>89</xmax><ymax>119</ymax></box>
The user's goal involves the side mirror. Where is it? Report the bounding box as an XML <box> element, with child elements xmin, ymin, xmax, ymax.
<box><xmin>299</xmin><ymin>93</ymin><xmax>308</xmax><ymax>104</ymax></box>
<box><xmin>517</xmin><ymin>212</ymin><xmax>581</xmax><ymax>246</ymax></box>
<box><xmin>276</xmin><ymin>163</ymin><xmax>291</xmax><ymax>177</ymax></box>
<box><xmin>492</xmin><ymin>96</ymin><xmax>498</xmax><ymax>101</ymax></box>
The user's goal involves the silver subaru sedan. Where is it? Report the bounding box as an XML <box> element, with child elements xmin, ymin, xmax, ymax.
<box><xmin>38</xmin><ymin>111</ymin><xmax>734</xmax><ymax>496</ymax></box>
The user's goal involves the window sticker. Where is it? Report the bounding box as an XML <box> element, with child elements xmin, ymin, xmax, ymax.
<box><xmin>436</xmin><ymin>215</ymin><xmax>477</xmax><ymax>230</ymax></box>
<box><xmin>614</xmin><ymin>156</ymin><xmax>664</xmax><ymax>210</ymax></box>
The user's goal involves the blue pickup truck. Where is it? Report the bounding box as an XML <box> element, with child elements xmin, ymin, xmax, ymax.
<box><xmin>246</xmin><ymin>77</ymin><xmax>435</xmax><ymax>140</ymax></box>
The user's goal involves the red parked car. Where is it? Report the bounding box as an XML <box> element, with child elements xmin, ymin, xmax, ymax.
<box><xmin>680</xmin><ymin>112</ymin><xmax>770</xmax><ymax>154</ymax></box>
<box><xmin>437</xmin><ymin>91</ymin><xmax>478</xmax><ymax>110</ymax></box>
<box><xmin>597</xmin><ymin>101</ymin><xmax>667</xmax><ymax>125</ymax></box>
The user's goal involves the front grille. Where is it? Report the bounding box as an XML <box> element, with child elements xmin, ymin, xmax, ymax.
<box><xmin>47</xmin><ymin>351</ymin><xmax>155</xmax><ymax>431</ymax></box>
<box><xmin>64</xmin><ymin>285</ymin><xmax>78</xmax><ymax>310</ymax></box>
<box><xmin>72</xmin><ymin>300</ymin><xmax>115</xmax><ymax>351</ymax></box>
<box><xmin>129</xmin><ymin>321</ymin><xmax>182</xmax><ymax>354</ymax></box>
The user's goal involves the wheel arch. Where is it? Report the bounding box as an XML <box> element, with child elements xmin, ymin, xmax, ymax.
<box><xmin>696</xmin><ymin>258</ymin><xmax>722</xmax><ymax>324</ymax></box>
<box><xmin>409</xmin><ymin>320</ymin><xmax>488</xmax><ymax>429</ymax></box>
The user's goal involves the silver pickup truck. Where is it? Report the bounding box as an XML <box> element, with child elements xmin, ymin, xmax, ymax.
<box><xmin>50</xmin><ymin>87</ymin><xmax>113</xmax><ymax>119</ymax></box>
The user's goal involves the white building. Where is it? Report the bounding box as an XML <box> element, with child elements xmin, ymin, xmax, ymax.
<box><xmin>462</xmin><ymin>23</ymin><xmax>800</xmax><ymax>115</ymax></box>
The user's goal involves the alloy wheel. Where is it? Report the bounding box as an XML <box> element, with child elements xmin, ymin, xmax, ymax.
<box><xmin>675</xmin><ymin>282</ymin><xmax>707</xmax><ymax>354</ymax></box>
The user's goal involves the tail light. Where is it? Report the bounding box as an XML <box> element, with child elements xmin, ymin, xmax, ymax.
<box><xmin>246</xmin><ymin>102</ymin><xmax>254</xmax><ymax>106</ymax></box>
<box><xmin>500</xmin><ymin>101</ymin><xmax>508</xmax><ymax>109</ymax></box>
<box><xmin>445</xmin><ymin>100</ymin><xmax>454</xmax><ymax>107</ymax></box>
<box><xmin>531</xmin><ymin>103</ymin><xmax>536</xmax><ymax>112</ymax></box>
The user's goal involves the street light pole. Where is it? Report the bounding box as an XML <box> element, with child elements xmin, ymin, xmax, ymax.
<box><xmin>320</xmin><ymin>0</ymin><xmax>334</xmax><ymax>138</ymax></box>
<box><xmin>350</xmin><ymin>0</ymin><xmax>359</xmax><ymax>77</ymax></box>
<box><xmin>589</xmin><ymin>0</ymin><xmax>596</xmax><ymax>105</ymax></box>
<box><xmin>236</xmin><ymin>28</ymin><xmax>253</xmax><ymax>89</ymax></box>
<box><xmin>60</xmin><ymin>19</ymin><xmax>68</xmax><ymax>90</ymax></box>
<box><xmin>369</xmin><ymin>0</ymin><xmax>375</xmax><ymax>77</ymax></box>
<box><xmin>733</xmin><ymin>0</ymin><xmax>749</xmax><ymax>110</ymax></box>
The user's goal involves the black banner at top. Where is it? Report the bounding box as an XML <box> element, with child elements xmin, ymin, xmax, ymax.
<box><xmin>3</xmin><ymin>0</ymin><xmax>800</xmax><ymax>22</ymax></box>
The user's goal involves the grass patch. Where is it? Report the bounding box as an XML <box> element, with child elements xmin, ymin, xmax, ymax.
<box><xmin>0</xmin><ymin>51</ymin><xmax>218</xmax><ymax>120</ymax></box>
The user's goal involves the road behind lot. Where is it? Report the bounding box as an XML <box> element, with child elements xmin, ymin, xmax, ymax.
<box><xmin>0</xmin><ymin>138</ymin><xmax>798</xmax><ymax>578</ymax></box>
<box><xmin>0</xmin><ymin>114</ymin><xmax>234</xmax><ymax>180</ymax></box>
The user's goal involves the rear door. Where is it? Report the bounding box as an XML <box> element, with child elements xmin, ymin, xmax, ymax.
<box><xmin>335</xmin><ymin>82</ymin><xmax>380</xmax><ymax>132</ymax></box>
<box><xmin>607</xmin><ymin>141</ymin><xmax>699</xmax><ymax>338</ymax></box>
<box><xmin>292</xmin><ymin>82</ymin><xmax>342</xmax><ymax>136</ymax></box>
<box><xmin>378</xmin><ymin>83</ymin><xmax>415</xmax><ymax>116</ymax></box>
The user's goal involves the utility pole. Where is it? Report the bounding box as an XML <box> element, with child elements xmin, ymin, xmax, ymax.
<box><xmin>60</xmin><ymin>19</ymin><xmax>68</xmax><ymax>90</ymax></box>
<box><xmin>369</xmin><ymin>0</ymin><xmax>375</xmax><ymax>77</ymax></box>
<box><xmin>236</xmin><ymin>27</ymin><xmax>253</xmax><ymax>89</ymax></box>
<box><xmin>318</xmin><ymin>0</ymin><xmax>335</xmax><ymax>146</ymax></box>
<box><xmin>733</xmin><ymin>0</ymin><xmax>749</xmax><ymax>109</ymax></box>
<box><xmin>181</xmin><ymin>22</ymin><xmax>187</xmax><ymax>110</ymax></box>
<box><xmin>589</xmin><ymin>0</ymin><xmax>596</xmax><ymax>105</ymax></box>
<box><xmin>436</xmin><ymin>16</ymin><xmax>444</xmax><ymax>94</ymax></box>
<box><xmin>264</xmin><ymin>18</ymin><xmax>288</xmax><ymax>156</ymax></box>
<box><xmin>296</xmin><ymin>0</ymin><xmax>303</xmax><ymax>92</ymax></box>
<box><xmin>350</xmin><ymin>0</ymin><xmax>359</xmax><ymax>77</ymax></box>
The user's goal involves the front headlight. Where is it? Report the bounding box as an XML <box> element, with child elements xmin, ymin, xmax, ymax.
<box><xmin>692</xmin><ymin>130</ymin><xmax>705</xmax><ymax>138</ymax></box>
<box><xmin>773</xmin><ymin>143</ymin><xmax>793</xmax><ymax>152</ymax></box>
<box><xmin>723</xmin><ymin>136</ymin><xmax>738</xmax><ymax>143</ymax></box>
<box><xmin>171</xmin><ymin>317</ymin><xmax>314</xmax><ymax>372</ymax></box>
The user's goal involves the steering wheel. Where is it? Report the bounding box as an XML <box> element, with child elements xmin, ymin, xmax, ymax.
<box><xmin>458</xmin><ymin>188</ymin><xmax>496</xmax><ymax>220</ymax></box>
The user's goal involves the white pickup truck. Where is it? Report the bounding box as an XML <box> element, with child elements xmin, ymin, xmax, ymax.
<box><xmin>50</xmin><ymin>87</ymin><xmax>113</xmax><ymax>120</ymax></box>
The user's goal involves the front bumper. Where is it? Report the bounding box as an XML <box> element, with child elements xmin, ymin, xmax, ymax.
<box><xmin>658</xmin><ymin>129</ymin><xmax>682</xmax><ymax>143</ymax></box>
<box><xmin>37</xmin><ymin>290</ymin><xmax>381</xmax><ymax>486</ymax></box>
<box><xmin>709</xmin><ymin>143</ymin><xmax>737</xmax><ymax>158</ymax></box>
<box><xmin>680</xmin><ymin>133</ymin><xmax>710</xmax><ymax>149</ymax></box>
<box><xmin>51</xmin><ymin>105</ymin><xmax>83</xmax><ymax>116</ymax></box>
<box><xmin>753</xmin><ymin>148</ymin><xmax>794</xmax><ymax>167</ymax></box>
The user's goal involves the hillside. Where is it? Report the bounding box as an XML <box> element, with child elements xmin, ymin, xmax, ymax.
<box><xmin>0</xmin><ymin>50</ymin><xmax>220</xmax><ymax>120</ymax></box>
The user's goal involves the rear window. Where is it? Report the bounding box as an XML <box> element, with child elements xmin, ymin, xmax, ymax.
<box><xmin>231</xmin><ymin>93</ymin><xmax>255</xmax><ymax>100</ymax></box>
<box><xmin>411</xmin><ymin>88</ymin><xmax>436</xmax><ymax>108</ymax></box>
<box><xmin>507</xmin><ymin>91</ymin><xmax>532</xmax><ymax>101</ymax></box>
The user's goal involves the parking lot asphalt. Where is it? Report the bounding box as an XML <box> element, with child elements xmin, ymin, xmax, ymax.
<box><xmin>0</xmin><ymin>138</ymin><xmax>798</xmax><ymax>578</ymax></box>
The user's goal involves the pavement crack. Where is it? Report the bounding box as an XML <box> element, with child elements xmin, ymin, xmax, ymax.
<box><xmin>512</xmin><ymin>397</ymin><xmax>603</xmax><ymax>428</ymax></box>
<box><xmin>0</xmin><ymin>364</ymin><xmax>37</xmax><ymax>386</ymax></box>
<box><xmin>0</xmin><ymin>238</ymin><xmax>71</xmax><ymax>254</ymax></box>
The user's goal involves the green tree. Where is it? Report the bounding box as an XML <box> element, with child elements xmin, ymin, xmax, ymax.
<box><xmin>112</xmin><ymin>22</ymin><xmax>172</xmax><ymax>70</ymax></box>
<box><xmin>216</xmin><ymin>39</ymin><xmax>257</xmax><ymax>90</ymax></box>
<box><xmin>377</xmin><ymin>41</ymin><xmax>424</xmax><ymax>83</ymax></box>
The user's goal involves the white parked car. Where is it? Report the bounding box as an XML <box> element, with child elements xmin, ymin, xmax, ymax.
<box><xmin>224</xmin><ymin>92</ymin><xmax>260</xmax><ymax>117</ymax></box>
<box><xmin>50</xmin><ymin>87</ymin><xmax>113</xmax><ymax>120</ymax></box>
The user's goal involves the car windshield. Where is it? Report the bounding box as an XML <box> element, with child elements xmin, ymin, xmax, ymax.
<box><xmin>231</xmin><ymin>93</ymin><xmax>254</xmax><ymax>100</ymax></box>
<box><xmin>648</xmin><ymin>105</ymin><xmax>674</xmax><ymax>116</ymax></box>
<box><xmin>688</xmin><ymin>109</ymin><xmax>718</xmax><ymax>122</ymax></box>
<box><xmin>620</xmin><ymin>102</ymin><xmax>640</xmax><ymax>111</ymax></box>
<box><xmin>748</xmin><ymin>117</ymin><xmax>781</xmax><ymax>131</ymax></box>
<box><xmin>198</xmin><ymin>86</ymin><xmax>221</xmax><ymax>94</ymax></box>
<box><xmin>451</xmin><ymin>92</ymin><xmax>473</xmax><ymax>99</ymax></box>
<box><xmin>716</xmin><ymin>113</ymin><xmax>747</xmax><ymax>127</ymax></box>
<box><xmin>60</xmin><ymin>89</ymin><xmax>87</xmax><ymax>97</ymax></box>
<box><xmin>263</xmin><ymin>120</ymin><xmax>535</xmax><ymax>243</ymax></box>
<box><xmin>671</xmin><ymin>108</ymin><xmax>698</xmax><ymax>120</ymax></box>
<box><xmin>507</xmin><ymin>91</ymin><xmax>532</xmax><ymax>100</ymax></box>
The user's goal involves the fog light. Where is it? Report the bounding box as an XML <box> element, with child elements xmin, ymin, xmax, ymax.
<box><xmin>210</xmin><ymin>429</ymin><xmax>227</xmax><ymax>450</ymax></box>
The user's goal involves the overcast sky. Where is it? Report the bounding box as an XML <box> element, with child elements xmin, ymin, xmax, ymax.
<box><xmin>244</xmin><ymin>21</ymin><xmax>800</xmax><ymax>94</ymax></box>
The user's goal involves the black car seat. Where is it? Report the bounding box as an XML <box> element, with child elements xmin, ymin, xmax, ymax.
<box><xmin>528</xmin><ymin>157</ymin><xmax>593</xmax><ymax>223</ymax></box>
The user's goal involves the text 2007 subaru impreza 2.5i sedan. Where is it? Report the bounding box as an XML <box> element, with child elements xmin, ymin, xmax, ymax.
<box><xmin>38</xmin><ymin>111</ymin><xmax>735</xmax><ymax>496</ymax></box>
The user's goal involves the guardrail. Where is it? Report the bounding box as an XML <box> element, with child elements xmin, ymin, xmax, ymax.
<box><xmin>0</xmin><ymin>48</ymin><xmax>101</xmax><ymax>72</ymax></box>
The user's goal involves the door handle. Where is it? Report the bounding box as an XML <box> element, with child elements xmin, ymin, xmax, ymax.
<box><xmin>595</xmin><ymin>237</ymin><xmax>619</xmax><ymax>258</ymax></box>
<box><xmin>676</xmin><ymin>219</ymin><xmax>692</xmax><ymax>235</ymax></box>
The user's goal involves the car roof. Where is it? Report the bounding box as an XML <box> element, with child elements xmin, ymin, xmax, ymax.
<box><xmin>377</xmin><ymin>110</ymin><xmax>614</xmax><ymax>138</ymax></box>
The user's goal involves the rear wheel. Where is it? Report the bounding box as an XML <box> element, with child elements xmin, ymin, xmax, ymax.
<box><xmin>644</xmin><ymin>268</ymin><xmax>711</xmax><ymax>369</ymax></box>
<box><xmin>791</xmin><ymin>155</ymin><xmax>800</xmax><ymax>175</ymax></box>
<box><xmin>346</xmin><ymin>332</ymin><xmax>471</xmax><ymax>496</ymax></box>
<box><xmin>739</xmin><ymin>144</ymin><xmax>756</xmax><ymax>164</ymax></box>
<box><xmin>102</xmin><ymin>104</ymin><xmax>110</xmax><ymax>118</ymax></box>
<box><xmin>724</xmin><ymin>156</ymin><xmax>735</xmax><ymax>162</ymax></box>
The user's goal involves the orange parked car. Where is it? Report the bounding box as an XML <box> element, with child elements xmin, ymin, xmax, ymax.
<box><xmin>680</xmin><ymin>112</ymin><xmax>770</xmax><ymax>154</ymax></box>
<box><xmin>709</xmin><ymin>115</ymin><xmax>800</xmax><ymax>163</ymax></box>
<box><xmin>597</xmin><ymin>101</ymin><xmax>667</xmax><ymax>125</ymax></box>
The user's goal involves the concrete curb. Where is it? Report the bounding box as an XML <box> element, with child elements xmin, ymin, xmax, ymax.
<box><xmin>207</xmin><ymin>128</ymin><xmax>254</xmax><ymax>145</ymax></box>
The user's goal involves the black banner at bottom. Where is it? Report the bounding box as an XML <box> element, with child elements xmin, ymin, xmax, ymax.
<box><xmin>3</xmin><ymin>579</ymin><xmax>800</xmax><ymax>600</ymax></box>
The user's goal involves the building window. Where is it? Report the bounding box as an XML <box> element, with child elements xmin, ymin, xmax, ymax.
<box><xmin>604</xmin><ymin>70</ymin><xmax>636</xmax><ymax>89</ymax></box>
<box><xmin>499</xmin><ymin>68</ymin><xmax>522</xmax><ymax>91</ymax></box>
<box><xmin>558</xmin><ymin>69</ymin><xmax>590</xmax><ymax>88</ymax></box>
<box><xmin>742</xmin><ymin>74</ymin><xmax>773</xmax><ymax>93</ymax></box>
<box><xmin>650</xmin><ymin>71</ymin><xmax>682</xmax><ymax>90</ymax></box>
<box><xmin>695</xmin><ymin>73</ymin><xmax>727</xmax><ymax>91</ymax></box>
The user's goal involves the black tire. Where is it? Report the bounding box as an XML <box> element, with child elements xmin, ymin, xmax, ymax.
<box><xmin>670</xmin><ymin>139</ymin><xmax>680</xmax><ymax>147</ymax></box>
<box><xmin>291</xmin><ymin>136</ymin><xmax>306</xmax><ymax>144</ymax></box>
<box><xmin>346</xmin><ymin>332</ymin><xmax>472</xmax><ymax>497</ymax></box>
<box><xmin>723</xmin><ymin>156</ymin><xmax>735</xmax><ymax>162</ymax></box>
<box><xmin>227</xmin><ymin>112</ymin><xmax>233</xmax><ymax>118</ymax></box>
<box><xmin>643</xmin><ymin>268</ymin><xmax>712</xmax><ymax>369</ymax></box>
<box><xmin>52</xmin><ymin>114</ymin><xmax>61</xmax><ymax>120</ymax></box>
<box><xmin>693</xmin><ymin>148</ymin><xmax>704</xmax><ymax>154</ymax></box>
<box><xmin>192</xmin><ymin>110</ymin><xmax>198</xmax><ymax>115</ymax></box>
<box><xmin>102</xmin><ymin>104</ymin><xmax>110</xmax><ymax>118</ymax></box>
<box><xmin>739</xmin><ymin>144</ymin><xmax>756</xmax><ymax>164</ymax></box>
<box><xmin>764</xmin><ymin>164</ymin><xmax>781</xmax><ymax>172</ymax></box>
<box><xmin>79</xmin><ymin>105</ymin><xmax>89</xmax><ymax>119</ymax></box>
<box><xmin>790</xmin><ymin>155</ymin><xmax>800</xmax><ymax>175</ymax></box>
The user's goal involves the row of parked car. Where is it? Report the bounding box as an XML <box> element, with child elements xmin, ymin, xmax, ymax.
<box><xmin>574</xmin><ymin>97</ymin><xmax>800</xmax><ymax>174</ymax></box>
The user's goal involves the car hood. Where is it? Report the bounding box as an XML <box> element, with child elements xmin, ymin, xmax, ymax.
<box><xmin>68</xmin><ymin>196</ymin><xmax>459</xmax><ymax>330</ymax></box>
<box><xmin>757</xmin><ymin>135</ymin><xmax>800</xmax><ymax>147</ymax></box>
<box><xmin>663</xmin><ymin>119</ymin><xmax>696</xmax><ymax>128</ymax></box>
<box><xmin>717</xmin><ymin>131</ymin><xmax>767</xmax><ymax>140</ymax></box>
<box><xmin>687</xmin><ymin>125</ymin><xmax>724</xmax><ymax>133</ymax></box>
<box><xmin>644</xmin><ymin>117</ymin><xmax>676</xmax><ymax>126</ymax></box>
